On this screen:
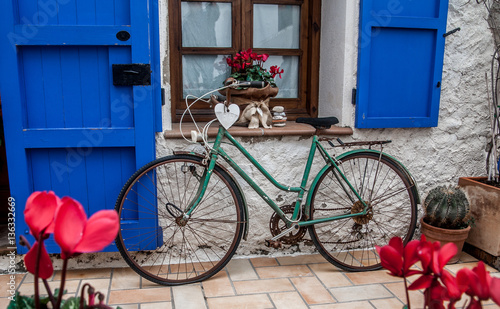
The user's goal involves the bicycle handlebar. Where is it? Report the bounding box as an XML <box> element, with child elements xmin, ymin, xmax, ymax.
<box><xmin>224</xmin><ymin>78</ymin><xmax>266</xmax><ymax>88</ymax></box>
<box><xmin>236</xmin><ymin>81</ymin><xmax>266</xmax><ymax>88</ymax></box>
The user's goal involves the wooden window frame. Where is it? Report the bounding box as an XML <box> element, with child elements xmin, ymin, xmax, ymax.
<box><xmin>169</xmin><ymin>0</ymin><xmax>321</xmax><ymax>122</ymax></box>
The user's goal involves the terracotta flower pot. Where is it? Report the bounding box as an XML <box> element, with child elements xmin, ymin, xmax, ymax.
<box><xmin>220</xmin><ymin>84</ymin><xmax>279</xmax><ymax>104</ymax></box>
<box><xmin>420</xmin><ymin>218</ymin><xmax>471</xmax><ymax>264</ymax></box>
<box><xmin>458</xmin><ymin>177</ymin><xmax>500</xmax><ymax>257</ymax></box>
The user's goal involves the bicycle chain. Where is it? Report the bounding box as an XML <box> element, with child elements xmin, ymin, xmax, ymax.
<box><xmin>317</xmin><ymin>207</ymin><xmax>351</xmax><ymax>212</ymax></box>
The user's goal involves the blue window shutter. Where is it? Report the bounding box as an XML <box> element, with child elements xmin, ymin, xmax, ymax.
<box><xmin>356</xmin><ymin>0</ymin><xmax>450</xmax><ymax>128</ymax></box>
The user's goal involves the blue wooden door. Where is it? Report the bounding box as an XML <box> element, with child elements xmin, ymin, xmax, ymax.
<box><xmin>0</xmin><ymin>0</ymin><xmax>161</xmax><ymax>253</ymax></box>
<box><xmin>356</xmin><ymin>0</ymin><xmax>449</xmax><ymax>128</ymax></box>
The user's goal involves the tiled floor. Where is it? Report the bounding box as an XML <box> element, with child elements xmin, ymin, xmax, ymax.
<box><xmin>1</xmin><ymin>252</ymin><xmax>499</xmax><ymax>309</ymax></box>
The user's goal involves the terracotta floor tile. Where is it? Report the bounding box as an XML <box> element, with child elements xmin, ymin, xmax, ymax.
<box><xmin>54</xmin><ymin>268</ymin><xmax>111</xmax><ymax>280</ymax></box>
<box><xmin>141</xmin><ymin>302</ymin><xmax>172</xmax><ymax>309</ymax></box>
<box><xmin>458</xmin><ymin>252</ymin><xmax>478</xmax><ymax>263</ymax></box>
<box><xmin>308</xmin><ymin>263</ymin><xmax>352</xmax><ymax>288</ymax></box>
<box><xmin>202</xmin><ymin>270</ymin><xmax>235</xmax><ymax>297</ymax></box>
<box><xmin>269</xmin><ymin>291</ymin><xmax>308</xmax><ymax>309</ymax></box>
<box><xmin>250</xmin><ymin>257</ymin><xmax>279</xmax><ymax>268</ymax></box>
<box><xmin>80</xmin><ymin>278</ymin><xmax>111</xmax><ymax>299</ymax></box>
<box><xmin>17</xmin><ymin>279</ymin><xmax>81</xmax><ymax>297</ymax></box>
<box><xmin>108</xmin><ymin>287</ymin><xmax>171</xmax><ymax>305</ymax></box>
<box><xmin>110</xmin><ymin>305</ymin><xmax>137</xmax><ymax>309</ymax></box>
<box><xmin>384</xmin><ymin>282</ymin><xmax>425</xmax><ymax>308</ymax></box>
<box><xmin>345</xmin><ymin>269</ymin><xmax>401</xmax><ymax>285</ymax></box>
<box><xmin>370</xmin><ymin>297</ymin><xmax>407</xmax><ymax>309</ymax></box>
<box><xmin>255</xmin><ymin>265</ymin><xmax>312</xmax><ymax>279</ymax></box>
<box><xmin>0</xmin><ymin>274</ymin><xmax>23</xmax><ymax>297</ymax></box>
<box><xmin>276</xmin><ymin>254</ymin><xmax>324</xmax><ymax>266</ymax></box>
<box><xmin>233</xmin><ymin>278</ymin><xmax>294</xmax><ymax>294</ymax></box>
<box><xmin>141</xmin><ymin>277</ymin><xmax>168</xmax><ymax>289</ymax></box>
<box><xmin>330</xmin><ymin>284</ymin><xmax>392</xmax><ymax>302</ymax></box>
<box><xmin>206</xmin><ymin>294</ymin><xmax>273</xmax><ymax>309</ymax></box>
<box><xmin>290</xmin><ymin>276</ymin><xmax>335</xmax><ymax>305</ymax></box>
<box><xmin>18</xmin><ymin>273</ymin><xmax>36</xmax><ymax>283</ymax></box>
<box><xmin>348</xmin><ymin>249</ymin><xmax>380</xmax><ymax>267</ymax></box>
<box><xmin>111</xmin><ymin>268</ymin><xmax>141</xmax><ymax>290</ymax></box>
<box><xmin>312</xmin><ymin>301</ymin><xmax>373</xmax><ymax>308</ymax></box>
<box><xmin>172</xmin><ymin>284</ymin><xmax>207</xmax><ymax>309</ymax></box>
<box><xmin>0</xmin><ymin>297</ymin><xmax>12</xmax><ymax>308</ymax></box>
<box><xmin>226</xmin><ymin>258</ymin><xmax>258</xmax><ymax>281</ymax></box>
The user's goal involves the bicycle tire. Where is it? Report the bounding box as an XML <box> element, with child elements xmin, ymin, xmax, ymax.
<box><xmin>115</xmin><ymin>154</ymin><xmax>245</xmax><ymax>285</ymax></box>
<box><xmin>308</xmin><ymin>151</ymin><xmax>418</xmax><ymax>271</ymax></box>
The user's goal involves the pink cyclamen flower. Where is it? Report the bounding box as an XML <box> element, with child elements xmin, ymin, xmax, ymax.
<box><xmin>54</xmin><ymin>197</ymin><xmax>119</xmax><ymax>260</ymax></box>
<box><xmin>376</xmin><ymin>237</ymin><xmax>420</xmax><ymax>278</ymax></box>
<box><xmin>24</xmin><ymin>241</ymin><xmax>53</xmax><ymax>279</ymax></box>
<box><xmin>457</xmin><ymin>261</ymin><xmax>500</xmax><ymax>306</ymax></box>
<box><xmin>24</xmin><ymin>191</ymin><xmax>61</xmax><ymax>240</ymax></box>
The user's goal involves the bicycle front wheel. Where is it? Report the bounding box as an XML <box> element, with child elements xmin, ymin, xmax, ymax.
<box><xmin>115</xmin><ymin>154</ymin><xmax>245</xmax><ymax>285</ymax></box>
<box><xmin>308</xmin><ymin>151</ymin><xmax>418</xmax><ymax>271</ymax></box>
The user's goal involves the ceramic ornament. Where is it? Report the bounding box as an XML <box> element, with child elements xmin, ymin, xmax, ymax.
<box><xmin>214</xmin><ymin>103</ymin><xmax>240</xmax><ymax>130</ymax></box>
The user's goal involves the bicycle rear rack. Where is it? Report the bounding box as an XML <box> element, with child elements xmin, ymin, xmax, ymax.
<box><xmin>318</xmin><ymin>138</ymin><xmax>392</xmax><ymax>149</ymax></box>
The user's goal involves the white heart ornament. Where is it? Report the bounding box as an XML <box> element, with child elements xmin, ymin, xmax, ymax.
<box><xmin>215</xmin><ymin>103</ymin><xmax>240</xmax><ymax>130</ymax></box>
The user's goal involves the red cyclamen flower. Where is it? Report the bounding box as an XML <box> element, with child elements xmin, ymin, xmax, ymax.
<box><xmin>24</xmin><ymin>191</ymin><xmax>61</xmax><ymax>240</ymax></box>
<box><xmin>23</xmin><ymin>191</ymin><xmax>62</xmax><ymax>279</ymax></box>
<box><xmin>24</xmin><ymin>241</ymin><xmax>53</xmax><ymax>279</ymax></box>
<box><xmin>376</xmin><ymin>237</ymin><xmax>420</xmax><ymax>278</ymax></box>
<box><xmin>54</xmin><ymin>197</ymin><xmax>119</xmax><ymax>260</ymax></box>
<box><xmin>457</xmin><ymin>261</ymin><xmax>500</xmax><ymax>306</ymax></box>
<box><xmin>270</xmin><ymin>65</ymin><xmax>284</xmax><ymax>78</ymax></box>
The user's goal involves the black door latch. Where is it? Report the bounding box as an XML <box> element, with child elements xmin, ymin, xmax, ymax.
<box><xmin>112</xmin><ymin>64</ymin><xmax>151</xmax><ymax>86</ymax></box>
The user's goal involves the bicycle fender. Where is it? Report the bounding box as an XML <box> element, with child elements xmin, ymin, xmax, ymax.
<box><xmin>305</xmin><ymin>150</ymin><xmax>421</xmax><ymax>213</ymax></box>
<box><xmin>174</xmin><ymin>151</ymin><xmax>250</xmax><ymax>240</ymax></box>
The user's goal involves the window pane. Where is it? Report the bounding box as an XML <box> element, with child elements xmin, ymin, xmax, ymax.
<box><xmin>181</xmin><ymin>2</ymin><xmax>232</xmax><ymax>48</ymax></box>
<box><xmin>182</xmin><ymin>55</ymin><xmax>231</xmax><ymax>98</ymax></box>
<box><xmin>265</xmin><ymin>56</ymin><xmax>299</xmax><ymax>98</ymax></box>
<box><xmin>253</xmin><ymin>4</ymin><xmax>300</xmax><ymax>49</ymax></box>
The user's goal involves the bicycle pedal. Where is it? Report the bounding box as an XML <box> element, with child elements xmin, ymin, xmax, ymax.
<box><xmin>265</xmin><ymin>239</ymin><xmax>282</xmax><ymax>249</ymax></box>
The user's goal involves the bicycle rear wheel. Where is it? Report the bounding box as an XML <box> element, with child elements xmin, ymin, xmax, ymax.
<box><xmin>308</xmin><ymin>151</ymin><xmax>418</xmax><ymax>271</ymax></box>
<box><xmin>115</xmin><ymin>154</ymin><xmax>245</xmax><ymax>285</ymax></box>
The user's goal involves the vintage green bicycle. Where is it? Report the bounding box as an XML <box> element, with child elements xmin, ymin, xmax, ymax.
<box><xmin>114</xmin><ymin>81</ymin><xmax>419</xmax><ymax>285</ymax></box>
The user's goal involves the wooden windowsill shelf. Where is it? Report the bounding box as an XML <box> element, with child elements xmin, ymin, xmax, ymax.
<box><xmin>163</xmin><ymin>121</ymin><xmax>353</xmax><ymax>139</ymax></box>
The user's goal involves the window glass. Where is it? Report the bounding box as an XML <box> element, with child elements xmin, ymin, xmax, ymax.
<box><xmin>253</xmin><ymin>4</ymin><xmax>300</xmax><ymax>49</ymax></box>
<box><xmin>182</xmin><ymin>55</ymin><xmax>231</xmax><ymax>98</ymax></box>
<box><xmin>181</xmin><ymin>2</ymin><xmax>232</xmax><ymax>48</ymax></box>
<box><xmin>264</xmin><ymin>56</ymin><xmax>299</xmax><ymax>98</ymax></box>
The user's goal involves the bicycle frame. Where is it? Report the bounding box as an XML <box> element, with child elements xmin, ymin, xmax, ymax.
<box><xmin>183</xmin><ymin>125</ymin><xmax>370</xmax><ymax>228</ymax></box>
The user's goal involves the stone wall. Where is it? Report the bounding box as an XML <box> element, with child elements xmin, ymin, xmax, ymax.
<box><xmin>156</xmin><ymin>0</ymin><xmax>495</xmax><ymax>258</ymax></box>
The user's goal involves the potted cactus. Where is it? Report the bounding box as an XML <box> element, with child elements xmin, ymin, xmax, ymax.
<box><xmin>420</xmin><ymin>185</ymin><xmax>472</xmax><ymax>263</ymax></box>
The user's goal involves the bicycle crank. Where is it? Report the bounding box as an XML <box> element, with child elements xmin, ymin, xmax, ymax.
<box><xmin>268</xmin><ymin>205</ymin><xmax>307</xmax><ymax>245</ymax></box>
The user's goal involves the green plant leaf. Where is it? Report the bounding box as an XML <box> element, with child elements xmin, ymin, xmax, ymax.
<box><xmin>8</xmin><ymin>292</ymin><xmax>35</xmax><ymax>309</ymax></box>
<box><xmin>54</xmin><ymin>288</ymin><xmax>68</xmax><ymax>297</ymax></box>
<box><xmin>60</xmin><ymin>297</ymin><xmax>81</xmax><ymax>309</ymax></box>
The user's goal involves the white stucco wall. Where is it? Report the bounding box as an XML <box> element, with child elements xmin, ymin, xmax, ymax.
<box><xmin>155</xmin><ymin>0</ymin><xmax>493</xmax><ymax>258</ymax></box>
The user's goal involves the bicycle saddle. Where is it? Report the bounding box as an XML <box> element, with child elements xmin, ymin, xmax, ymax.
<box><xmin>296</xmin><ymin>117</ymin><xmax>339</xmax><ymax>130</ymax></box>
